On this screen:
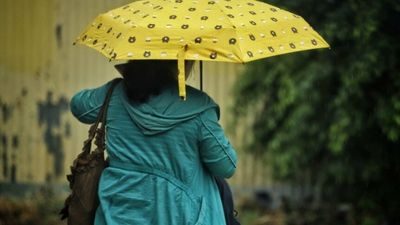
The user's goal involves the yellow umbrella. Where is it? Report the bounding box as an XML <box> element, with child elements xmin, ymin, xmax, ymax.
<box><xmin>75</xmin><ymin>0</ymin><xmax>329</xmax><ymax>99</ymax></box>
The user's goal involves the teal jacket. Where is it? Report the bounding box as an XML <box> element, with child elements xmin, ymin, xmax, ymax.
<box><xmin>70</xmin><ymin>79</ymin><xmax>237</xmax><ymax>225</ymax></box>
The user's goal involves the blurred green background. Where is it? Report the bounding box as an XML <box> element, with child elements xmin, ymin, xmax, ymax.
<box><xmin>232</xmin><ymin>0</ymin><xmax>400</xmax><ymax>224</ymax></box>
<box><xmin>0</xmin><ymin>0</ymin><xmax>399</xmax><ymax>225</ymax></box>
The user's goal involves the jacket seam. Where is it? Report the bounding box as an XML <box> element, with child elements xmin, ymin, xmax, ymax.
<box><xmin>76</xmin><ymin>104</ymin><xmax>102</xmax><ymax>120</ymax></box>
<box><xmin>199</xmin><ymin>116</ymin><xmax>237</xmax><ymax>168</ymax></box>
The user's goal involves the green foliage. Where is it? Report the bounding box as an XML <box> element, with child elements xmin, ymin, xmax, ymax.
<box><xmin>0</xmin><ymin>189</ymin><xmax>65</xmax><ymax>225</ymax></box>
<box><xmin>233</xmin><ymin>0</ymin><xmax>400</xmax><ymax>224</ymax></box>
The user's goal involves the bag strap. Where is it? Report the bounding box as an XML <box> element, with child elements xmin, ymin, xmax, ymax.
<box><xmin>99</xmin><ymin>78</ymin><xmax>122</xmax><ymax>130</ymax></box>
<box><xmin>84</xmin><ymin>78</ymin><xmax>122</xmax><ymax>153</ymax></box>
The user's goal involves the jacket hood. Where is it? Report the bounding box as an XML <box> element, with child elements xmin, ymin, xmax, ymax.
<box><xmin>120</xmin><ymin>84</ymin><xmax>219</xmax><ymax>135</ymax></box>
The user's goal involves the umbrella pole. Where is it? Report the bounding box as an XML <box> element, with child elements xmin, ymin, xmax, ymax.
<box><xmin>200</xmin><ymin>60</ymin><xmax>203</xmax><ymax>91</ymax></box>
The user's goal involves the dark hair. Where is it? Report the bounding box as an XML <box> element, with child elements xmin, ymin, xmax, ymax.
<box><xmin>115</xmin><ymin>60</ymin><xmax>177</xmax><ymax>103</ymax></box>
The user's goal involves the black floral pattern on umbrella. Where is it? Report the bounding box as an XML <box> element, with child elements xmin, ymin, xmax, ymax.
<box><xmin>128</xmin><ymin>37</ymin><xmax>136</xmax><ymax>43</ymax></box>
<box><xmin>195</xmin><ymin>37</ymin><xmax>202</xmax><ymax>43</ymax></box>
<box><xmin>268</xmin><ymin>46</ymin><xmax>275</xmax><ymax>52</ymax></box>
<box><xmin>144</xmin><ymin>51</ymin><xmax>151</xmax><ymax>57</ymax></box>
<box><xmin>162</xmin><ymin>36</ymin><xmax>170</xmax><ymax>43</ymax></box>
<box><xmin>249</xmin><ymin>34</ymin><xmax>256</xmax><ymax>41</ymax></box>
<box><xmin>210</xmin><ymin>52</ymin><xmax>217</xmax><ymax>59</ymax></box>
<box><xmin>311</xmin><ymin>39</ymin><xmax>318</xmax><ymax>45</ymax></box>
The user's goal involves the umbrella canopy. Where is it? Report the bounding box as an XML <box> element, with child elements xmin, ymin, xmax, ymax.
<box><xmin>75</xmin><ymin>0</ymin><xmax>329</xmax><ymax>99</ymax></box>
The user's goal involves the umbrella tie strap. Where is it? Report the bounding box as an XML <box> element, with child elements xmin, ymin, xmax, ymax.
<box><xmin>177</xmin><ymin>45</ymin><xmax>187</xmax><ymax>100</ymax></box>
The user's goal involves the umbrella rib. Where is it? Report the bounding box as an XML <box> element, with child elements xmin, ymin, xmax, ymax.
<box><xmin>214</xmin><ymin>3</ymin><xmax>246</xmax><ymax>63</ymax></box>
<box><xmin>109</xmin><ymin>0</ymin><xmax>179</xmax><ymax>60</ymax></box>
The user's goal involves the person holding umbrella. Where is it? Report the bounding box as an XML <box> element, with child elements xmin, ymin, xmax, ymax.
<box><xmin>70</xmin><ymin>59</ymin><xmax>238</xmax><ymax>225</ymax></box>
<box><xmin>69</xmin><ymin>0</ymin><xmax>329</xmax><ymax>224</ymax></box>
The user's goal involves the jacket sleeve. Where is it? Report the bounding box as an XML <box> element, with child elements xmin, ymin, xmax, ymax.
<box><xmin>198</xmin><ymin>108</ymin><xmax>237</xmax><ymax>178</ymax></box>
<box><xmin>70</xmin><ymin>80</ymin><xmax>114</xmax><ymax>124</ymax></box>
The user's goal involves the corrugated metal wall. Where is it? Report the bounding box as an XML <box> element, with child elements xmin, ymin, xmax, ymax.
<box><xmin>0</xmin><ymin>0</ymin><xmax>271</xmax><ymax>188</ymax></box>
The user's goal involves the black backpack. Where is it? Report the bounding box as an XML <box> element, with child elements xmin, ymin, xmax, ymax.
<box><xmin>215</xmin><ymin>177</ymin><xmax>241</xmax><ymax>225</ymax></box>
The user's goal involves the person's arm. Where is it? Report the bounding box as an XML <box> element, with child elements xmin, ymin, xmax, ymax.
<box><xmin>70</xmin><ymin>80</ymin><xmax>114</xmax><ymax>124</ymax></box>
<box><xmin>198</xmin><ymin>108</ymin><xmax>237</xmax><ymax>178</ymax></box>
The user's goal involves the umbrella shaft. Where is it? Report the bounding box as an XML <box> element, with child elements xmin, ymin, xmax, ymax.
<box><xmin>200</xmin><ymin>61</ymin><xmax>203</xmax><ymax>91</ymax></box>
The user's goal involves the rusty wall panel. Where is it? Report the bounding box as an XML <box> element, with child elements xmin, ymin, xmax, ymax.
<box><xmin>56</xmin><ymin>0</ymin><xmax>135</xmax><ymax>184</ymax></box>
<box><xmin>0</xmin><ymin>0</ymin><xmax>59</xmax><ymax>183</ymax></box>
<box><xmin>0</xmin><ymin>0</ymin><xmax>133</xmax><ymax>183</ymax></box>
<box><xmin>0</xmin><ymin>0</ymin><xmax>271</xmax><ymax>188</ymax></box>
